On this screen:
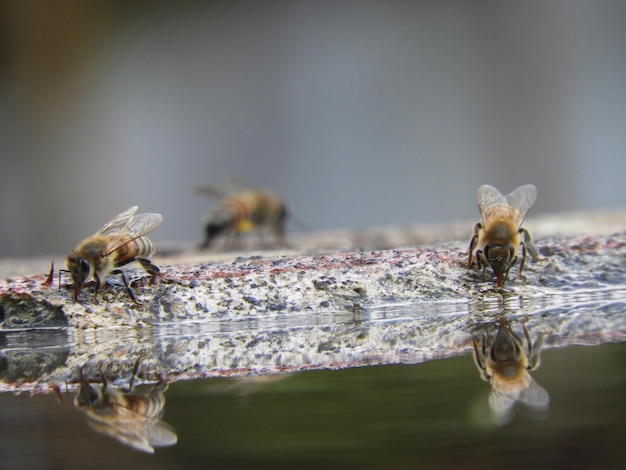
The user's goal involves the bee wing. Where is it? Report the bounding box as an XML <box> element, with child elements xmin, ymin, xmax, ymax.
<box><xmin>194</xmin><ymin>184</ymin><xmax>229</xmax><ymax>199</ymax></box>
<box><xmin>476</xmin><ymin>185</ymin><xmax>508</xmax><ymax>224</ymax></box>
<box><xmin>91</xmin><ymin>405</ymin><xmax>176</xmax><ymax>453</ymax></box>
<box><xmin>102</xmin><ymin>212</ymin><xmax>163</xmax><ymax>256</ymax></box>
<box><xmin>84</xmin><ymin>416</ymin><xmax>156</xmax><ymax>453</ymax></box>
<box><xmin>144</xmin><ymin>420</ymin><xmax>178</xmax><ymax>448</ymax></box>
<box><xmin>488</xmin><ymin>388</ymin><xmax>519</xmax><ymax>415</ymax></box>
<box><xmin>96</xmin><ymin>206</ymin><xmax>139</xmax><ymax>236</ymax></box>
<box><xmin>488</xmin><ymin>389</ymin><xmax>518</xmax><ymax>425</ymax></box>
<box><xmin>224</xmin><ymin>175</ymin><xmax>259</xmax><ymax>191</ymax></box>
<box><xmin>505</xmin><ymin>184</ymin><xmax>537</xmax><ymax>227</ymax></box>
<box><xmin>195</xmin><ymin>176</ymin><xmax>259</xmax><ymax>199</ymax></box>
<box><xmin>112</xmin><ymin>411</ymin><xmax>177</xmax><ymax>452</ymax></box>
<box><xmin>518</xmin><ymin>378</ymin><xmax>550</xmax><ymax>410</ymax></box>
<box><xmin>121</xmin><ymin>212</ymin><xmax>164</xmax><ymax>238</ymax></box>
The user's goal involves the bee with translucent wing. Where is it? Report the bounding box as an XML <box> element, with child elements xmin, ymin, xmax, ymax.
<box><xmin>65</xmin><ymin>206</ymin><xmax>163</xmax><ymax>302</ymax></box>
<box><xmin>472</xmin><ymin>317</ymin><xmax>549</xmax><ymax>425</ymax></box>
<box><xmin>467</xmin><ymin>184</ymin><xmax>541</xmax><ymax>287</ymax></box>
<box><xmin>74</xmin><ymin>360</ymin><xmax>177</xmax><ymax>453</ymax></box>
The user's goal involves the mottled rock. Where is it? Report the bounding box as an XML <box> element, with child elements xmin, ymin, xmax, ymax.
<box><xmin>0</xmin><ymin>211</ymin><xmax>625</xmax><ymax>393</ymax></box>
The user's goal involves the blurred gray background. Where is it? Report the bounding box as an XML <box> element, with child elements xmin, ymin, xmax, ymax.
<box><xmin>1</xmin><ymin>0</ymin><xmax>625</xmax><ymax>258</ymax></box>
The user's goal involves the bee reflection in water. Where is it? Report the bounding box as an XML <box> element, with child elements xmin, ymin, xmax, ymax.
<box><xmin>74</xmin><ymin>361</ymin><xmax>177</xmax><ymax>453</ymax></box>
<box><xmin>472</xmin><ymin>317</ymin><xmax>549</xmax><ymax>425</ymax></box>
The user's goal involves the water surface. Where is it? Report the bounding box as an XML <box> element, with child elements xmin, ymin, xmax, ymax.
<box><xmin>0</xmin><ymin>294</ymin><xmax>625</xmax><ymax>469</ymax></box>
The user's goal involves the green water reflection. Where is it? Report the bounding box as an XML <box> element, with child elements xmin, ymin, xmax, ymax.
<box><xmin>3</xmin><ymin>341</ymin><xmax>623</xmax><ymax>469</ymax></box>
<box><xmin>164</xmin><ymin>343</ymin><xmax>625</xmax><ymax>469</ymax></box>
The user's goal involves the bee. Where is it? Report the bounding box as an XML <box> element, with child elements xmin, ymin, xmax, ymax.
<box><xmin>65</xmin><ymin>206</ymin><xmax>163</xmax><ymax>302</ymax></box>
<box><xmin>74</xmin><ymin>361</ymin><xmax>177</xmax><ymax>453</ymax></box>
<box><xmin>196</xmin><ymin>184</ymin><xmax>288</xmax><ymax>249</ymax></box>
<box><xmin>467</xmin><ymin>184</ymin><xmax>541</xmax><ymax>287</ymax></box>
<box><xmin>472</xmin><ymin>317</ymin><xmax>549</xmax><ymax>424</ymax></box>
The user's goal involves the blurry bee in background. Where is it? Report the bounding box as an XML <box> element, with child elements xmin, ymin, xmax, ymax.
<box><xmin>472</xmin><ymin>317</ymin><xmax>549</xmax><ymax>425</ymax></box>
<box><xmin>65</xmin><ymin>206</ymin><xmax>163</xmax><ymax>302</ymax></box>
<box><xmin>467</xmin><ymin>184</ymin><xmax>541</xmax><ymax>287</ymax></box>
<box><xmin>74</xmin><ymin>360</ymin><xmax>177</xmax><ymax>453</ymax></box>
<box><xmin>196</xmin><ymin>182</ymin><xmax>288</xmax><ymax>249</ymax></box>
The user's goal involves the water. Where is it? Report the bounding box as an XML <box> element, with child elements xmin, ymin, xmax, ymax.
<box><xmin>0</xmin><ymin>296</ymin><xmax>625</xmax><ymax>469</ymax></box>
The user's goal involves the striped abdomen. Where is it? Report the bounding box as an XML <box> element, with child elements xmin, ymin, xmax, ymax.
<box><xmin>112</xmin><ymin>236</ymin><xmax>155</xmax><ymax>267</ymax></box>
<box><xmin>121</xmin><ymin>392</ymin><xmax>167</xmax><ymax>420</ymax></box>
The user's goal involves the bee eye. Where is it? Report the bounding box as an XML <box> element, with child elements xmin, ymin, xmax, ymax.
<box><xmin>484</xmin><ymin>245</ymin><xmax>496</xmax><ymax>261</ymax></box>
<box><xmin>80</xmin><ymin>259</ymin><xmax>90</xmax><ymax>273</ymax></box>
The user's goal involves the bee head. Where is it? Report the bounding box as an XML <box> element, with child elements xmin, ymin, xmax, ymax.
<box><xmin>483</xmin><ymin>244</ymin><xmax>514</xmax><ymax>287</ymax></box>
<box><xmin>66</xmin><ymin>253</ymin><xmax>91</xmax><ymax>301</ymax></box>
<box><xmin>490</xmin><ymin>317</ymin><xmax>522</xmax><ymax>363</ymax></box>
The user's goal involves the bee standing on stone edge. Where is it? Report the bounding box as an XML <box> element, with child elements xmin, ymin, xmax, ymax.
<box><xmin>467</xmin><ymin>184</ymin><xmax>541</xmax><ymax>287</ymax></box>
<box><xmin>196</xmin><ymin>185</ymin><xmax>288</xmax><ymax>249</ymax></box>
<box><xmin>65</xmin><ymin>206</ymin><xmax>163</xmax><ymax>302</ymax></box>
<box><xmin>472</xmin><ymin>317</ymin><xmax>549</xmax><ymax>423</ymax></box>
<box><xmin>74</xmin><ymin>360</ymin><xmax>177</xmax><ymax>453</ymax></box>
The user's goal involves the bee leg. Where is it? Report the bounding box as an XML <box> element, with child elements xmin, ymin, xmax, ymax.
<box><xmin>520</xmin><ymin>227</ymin><xmax>542</xmax><ymax>260</ymax></box>
<box><xmin>524</xmin><ymin>323</ymin><xmax>545</xmax><ymax>371</ymax></box>
<box><xmin>471</xmin><ymin>337</ymin><xmax>491</xmax><ymax>381</ymax></box>
<box><xmin>467</xmin><ymin>236</ymin><xmax>477</xmax><ymax>267</ymax></box>
<box><xmin>93</xmin><ymin>273</ymin><xmax>102</xmax><ymax>303</ymax></box>
<box><xmin>232</xmin><ymin>230</ymin><xmax>241</xmax><ymax>249</ymax></box>
<box><xmin>137</xmin><ymin>257</ymin><xmax>160</xmax><ymax>285</ymax></box>
<box><xmin>504</xmin><ymin>256</ymin><xmax>517</xmax><ymax>284</ymax></box>
<box><xmin>154</xmin><ymin>373</ymin><xmax>169</xmax><ymax>392</ymax></box>
<box><xmin>128</xmin><ymin>355</ymin><xmax>143</xmax><ymax>391</ymax></box>
<box><xmin>111</xmin><ymin>269</ymin><xmax>138</xmax><ymax>303</ymax></box>
<box><xmin>518</xmin><ymin>242</ymin><xmax>529</xmax><ymax>280</ymax></box>
<box><xmin>222</xmin><ymin>229</ymin><xmax>236</xmax><ymax>250</ymax></box>
<box><xmin>475</xmin><ymin>250</ymin><xmax>487</xmax><ymax>280</ymax></box>
<box><xmin>58</xmin><ymin>269</ymin><xmax>69</xmax><ymax>292</ymax></box>
<box><xmin>275</xmin><ymin>216</ymin><xmax>287</xmax><ymax>247</ymax></box>
<box><xmin>467</xmin><ymin>223</ymin><xmax>481</xmax><ymax>267</ymax></box>
<box><xmin>98</xmin><ymin>362</ymin><xmax>110</xmax><ymax>394</ymax></box>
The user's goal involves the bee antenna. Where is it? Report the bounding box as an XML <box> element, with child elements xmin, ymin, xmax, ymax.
<box><xmin>50</xmin><ymin>383</ymin><xmax>64</xmax><ymax>404</ymax></box>
<box><xmin>43</xmin><ymin>261</ymin><xmax>54</xmax><ymax>287</ymax></box>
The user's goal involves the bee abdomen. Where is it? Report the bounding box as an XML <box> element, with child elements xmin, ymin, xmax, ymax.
<box><xmin>114</xmin><ymin>237</ymin><xmax>154</xmax><ymax>267</ymax></box>
<box><xmin>124</xmin><ymin>394</ymin><xmax>166</xmax><ymax>419</ymax></box>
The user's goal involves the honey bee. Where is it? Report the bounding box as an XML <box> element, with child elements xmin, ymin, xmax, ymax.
<box><xmin>472</xmin><ymin>317</ymin><xmax>549</xmax><ymax>424</ymax></box>
<box><xmin>65</xmin><ymin>206</ymin><xmax>163</xmax><ymax>302</ymax></box>
<box><xmin>467</xmin><ymin>184</ymin><xmax>541</xmax><ymax>287</ymax></box>
<box><xmin>196</xmin><ymin>184</ymin><xmax>288</xmax><ymax>249</ymax></box>
<box><xmin>74</xmin><ymin>361</ymin><xmax>177</xmax><ymax>453</ymax></box>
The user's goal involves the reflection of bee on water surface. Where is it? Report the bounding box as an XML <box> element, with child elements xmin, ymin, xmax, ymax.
<box><xmin>65</xmin><ymin>206</ymin><xmax>163</xmax><ymax>302</ymax></box>
<box><xmin>196</xmin><ymin>183</ymin><xmax>288</xmax><ymax>249</ymax></box>
<box><xmin>74</xmin><ymin>361</ymin><xmax>177</xmax><ymax>453</ymax></box>
<box><xmin>468</xmin><ymin>184</ymin><xmax>541</xmax><ymax>287</ymax></box>
<box><xmin>472</xmin><ymin>317</ymin><xmax>549</xmax><ymax>424</ymax></box>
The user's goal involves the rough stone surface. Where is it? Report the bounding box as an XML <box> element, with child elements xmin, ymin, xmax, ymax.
<box><xmin>1</xmin><ymin>211</ymin><xmax>625</xmax><ymax>394</ymax></box>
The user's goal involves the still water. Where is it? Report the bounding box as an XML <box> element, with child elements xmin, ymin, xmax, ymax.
<box><xmin>0</xmin><ymin>300</ymin><xmax>625</xmax><ymax>469</ymax></box>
